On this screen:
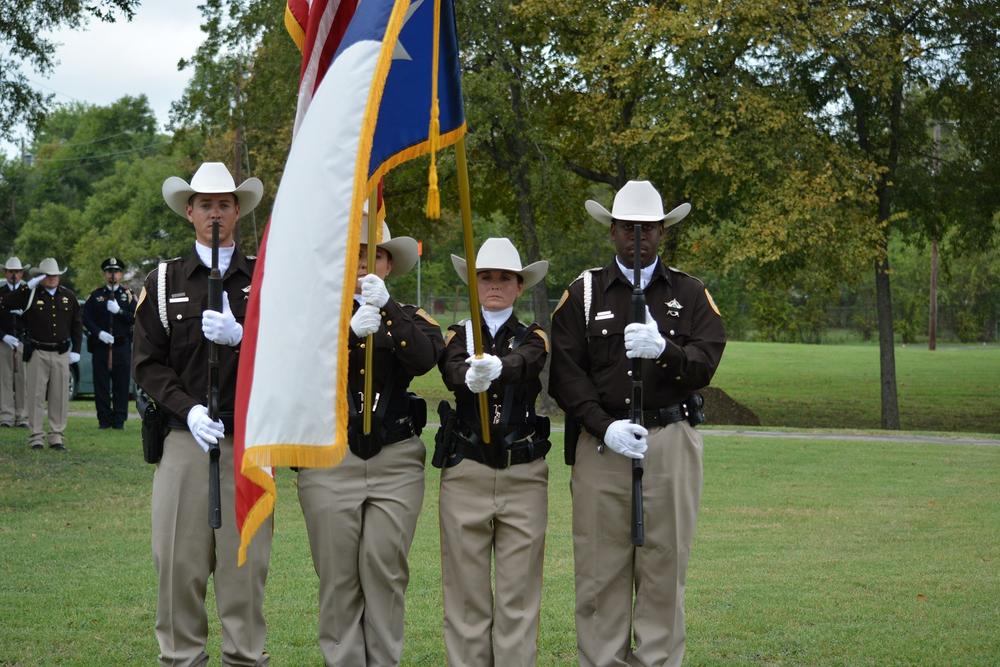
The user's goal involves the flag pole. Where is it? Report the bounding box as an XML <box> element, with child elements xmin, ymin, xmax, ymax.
<box><xmin>363</xmin><ymin>189</ymin><xmax>379</xmax><ymax>436</ymax></box>
<box><xmin>454</xmin><ymin>137</ymin><xmax>491</xmax><ymax>444</ymax></box>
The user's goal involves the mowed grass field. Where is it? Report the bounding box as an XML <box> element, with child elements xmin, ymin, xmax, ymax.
<box><xmin>2</xmin><ymin>419</ymin><xmax>999</xmax><ymax>665</ymax></box>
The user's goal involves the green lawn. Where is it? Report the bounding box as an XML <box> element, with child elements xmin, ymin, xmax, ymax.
<box><xmin>1</xmin><ymin>421</ymin><xmax>998</xmax><ymax>665</ymax></box>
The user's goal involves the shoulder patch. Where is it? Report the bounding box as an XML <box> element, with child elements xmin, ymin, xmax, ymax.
<box><xmin>704</xmin><ymin>288</ymin><xmax>721</xmax><ymax>316</ymax></box>
<box><xmin>136</xmin><ymin>286</ymin><xmax>148</xmax><ymax>312</ymax></box>
<box><xmin>444</xmin><ymin>329</ymin><xmax>457</xmax><ymax>346</ymax></box>
<box><xmin>415</xmin><ymin>308</ymin><xmax>439</xmax><ymax>327</ymax></box>
<box><xmin>532</xmin><ymin>328</ymin><xmax>550</xmax><ymax>352</ymax></box>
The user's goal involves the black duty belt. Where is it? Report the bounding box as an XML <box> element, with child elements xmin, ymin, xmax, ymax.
<box><xmin>455</xmin><ymin>435</ymin><xmax>551</xmax><ymax>470</ymax></box>
<box><xmin>613</xmin><ymin>398</ymin><xmax>700</xmax><ymax>428</ymax></box>
<box><xmin>29</xmin><ymin>339</ymin><xmax>69</xmax><ymax>353</ymax></box>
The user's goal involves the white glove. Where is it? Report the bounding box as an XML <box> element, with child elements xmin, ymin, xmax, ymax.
<box><xmin>27</xmin><ymin>275</ymin><xmax>45</xmax><ymax>289</ymax></box>
<box><xmin>98</xmin><ymin>330</ymin><xmax>115</xmax><ymax>345</ymax></box>
<box><xmin>2</xmin><ymin>334</ymin><xmax>18</xmax><ymax>349</ymax></box>
<box><xmin>201</xmin><ymin>292</ymin><xmax>243</xmax><ymax>346</ymax></box>
<box><xmin>624</xmin><ymin>306</ymin><xmax>666</xmax><ymax>359</ymax></box>
<box><xmin>350</xmin><ymin>304</ymin><xmax>382</xmax><ymax>337</ymax></box>
<box><xmin>186</xmin><ymin>404</ymin><xmax>225</xmax><ymax>453</ymax></box>
<box><xmin>359</xmin><ymin>274</ymin><xmax>390</xmax><ymax>308</ymax></box>
<box><xmin>603</xmin><ymin>419</ymin><xmax>648</xmax><ymax>459</ymax></box>
<box><xmin>106</xmin><ymin>298</ymin><xmax>121</xmax><ymax>315</ymax></box>
<box><xmin>464</xmin><ymin>354</ymin><xmax>503</xmax><ymax>393</ymax></box>
<box><xmin>69</xmin><ymin>352</ymin><xmax>81</xmax><ymax>364</ymax></box>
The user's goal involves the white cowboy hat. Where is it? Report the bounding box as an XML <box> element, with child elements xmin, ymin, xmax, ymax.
<box><xmin>162</xmin><ymin>162</ymin><xmax>263</xmax><ymax>219</ymax></box>
<box><xmin>30</xmin><ymin>257</ymin><xmax>67</xmax><ymax>276</ymax></box>
<box><xmin>585</xmin><ymin>180</ymin><xmax>691</xmax><ymax>228</ymax></box>
<box><xmin>451</xmin><ymin>237</ymin><xmax>549</xmax><ymax>290</ymax></box>
<box><xmin>360</xmin><ymin>213</ymin><xmax>419</xmax><ymax>277</ymax></box>
<box><xmin>3</xmin><ymin>257</ymin><xmax>29</xmax><ymax>271</ymax></box>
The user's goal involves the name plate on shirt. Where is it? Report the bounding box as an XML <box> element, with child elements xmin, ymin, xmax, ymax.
<box><xmin>168</xmin><ymin>296</ymin><xmax>189</xmax><ymax>304</ymax></box>
<box><xmin>594</xmin><ymin>310</ymin><xmax>615</xmax><ymax>321</ymax></box>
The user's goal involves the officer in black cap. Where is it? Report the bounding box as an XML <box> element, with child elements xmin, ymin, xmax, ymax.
<box><xmin>82</xmin><ymin>257</ymin><xmax>136</xmax><ymax>429</ymax></box>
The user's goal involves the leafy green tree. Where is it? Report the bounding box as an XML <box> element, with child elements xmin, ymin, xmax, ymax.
<box><xmin>774</xmin><ymin>0</ymin><xmax>1000</xmax><ymax>427</ymax></box>
<box><xmin>25</xmin><ymin>96</ymin><xmax>161</xmax><ymax>211</ymax></box>
<box><xmin>13</xmin><ymin>201</ymin><xmax>85</xmax><ymax>289</ymax></box>
<box><xmin>0</xmin><ymin>0</ymin><xmax>139</xmax><ymax>140</ymax></box>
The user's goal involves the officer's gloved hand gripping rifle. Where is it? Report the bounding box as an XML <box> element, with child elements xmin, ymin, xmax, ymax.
<box><xmin>206</xmin><ymin>220</ymin><xmax>223</xmax><ymax>530</ymax></box>
<box><xmin>629</xmin><ymin>225</ymin><xmax>645</xmax><ymax>547</ymax></box>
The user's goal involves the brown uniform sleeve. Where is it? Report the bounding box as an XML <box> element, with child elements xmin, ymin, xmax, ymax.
<box><xmin>549</xmin><ymin>281</ymin><xmax>617</xmax><ymax>440</ymax></box>
<box><xmin>439</xmin><ymin>324</ymin><xmax>469</xmax><ymax>392</ymax></box>
<box><xmin>132</xmin><ymin>268</ymin><xmax>199</xmax><ymax>420</ymax></box>
<box><xmin>382</xmin><ymin>299</ymin><xmax>443</xmax><ymax>377</ymax></box>
<box><xmin>653</xmin><ymin>283</ymin><xmax>726</xmax><ymax>391</ymax></box>
<box><xmin>498</xmin><ymin>324</ymin><xmax>547</xmax><ymax>385</ymax></box>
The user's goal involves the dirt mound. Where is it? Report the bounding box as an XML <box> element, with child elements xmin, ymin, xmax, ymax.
<box><xmin>701</xmin><ymin>386</ymin><xmax>760</xmax><ymax>426</ymax></box>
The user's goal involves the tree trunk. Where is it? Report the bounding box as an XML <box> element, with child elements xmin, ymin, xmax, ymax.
<box><xmin>928</xmin><ymin>239</ymin><xmax>938</xmax><ymax>350</ymax></box>
<box><xmin>874</xmin><ymin>253</ymin><xmax>900</xmax><ymax>429</ymax></box>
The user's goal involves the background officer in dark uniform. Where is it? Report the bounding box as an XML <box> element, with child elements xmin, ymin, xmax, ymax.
<box><xmin>133</xmin><ymin>162</ymin><xmax>271</xmax><ymax>666</ymax></box>
<box><xmin>0</xmin><ymin>256</ymin><xmax>31</xmax><ymax>427</ymax></box>
<box><xmin>550</xmin><ymin>181</ymin><xmax>726</xmax><ymax>667</ymax></box>
<box><xmin>82</xmin><ymin>257</ymin><xmax>136</xmax><ymax>429</ymax></box>
<box><xmin>2</xmin><ymin>257</ymin><xmax>82</xmax><ymax>450</ymax></box>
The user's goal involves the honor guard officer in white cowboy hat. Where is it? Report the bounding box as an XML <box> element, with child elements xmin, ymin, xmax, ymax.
<box><xmin>82</xmin><ymin>256</ymin><xmax>136</xmax><ymax>429</ymax></box>
<box><xmin>549</xmin><ymin>180</ymin><xmax>726</xmax><ymax>667</ymax></box>
<box><xmin>296</xmin><ymin>206</ymin><xmax>443</xmax><ymax>667</ymax></box>
<box><xmin>433</xmin><ymin>237</ymin><xmax>552</xmax><ymax>665</ymax></box>
<box><xmin>0</xmin><ymin>256</ymin><xmax>31</xmax><ymax>427</ymax></box>
<box><xmin>133</xmin><ymin>162</ymin><xmax>272</xmax><ymax>666</ymax></box>
<box><xmin>1</xmin><ymin>258</ymin><xmax>82</xmax><ymax>450</ymax></box>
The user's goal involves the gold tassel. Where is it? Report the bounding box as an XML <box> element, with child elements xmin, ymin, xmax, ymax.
<box><xmin>425</xmin><ymin>99</ymin><xmax>441</xmax><ymax>219</ymax></box>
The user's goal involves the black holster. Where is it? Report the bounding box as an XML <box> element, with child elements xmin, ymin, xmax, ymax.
<box><xmin>21</xmin><ymin>340</ymin><xmax>33</xmax><ymax>363</ymax></box>
<box><xmin>432</xmin><ymin>400</ymin><xmax>458</xmax><ymax>469</ymax></box>
<box><xmin>686</xmin><ymin>392</ymin><xmax>706</xmax><ymax>426</ymax></box>
<box><xmin>136</xmin><ymin>387</ymin><xmax>169</xmax><ymax>464</ymax></box>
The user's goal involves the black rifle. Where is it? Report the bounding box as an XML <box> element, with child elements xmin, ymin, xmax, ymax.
<box><xmin>206</xmin><ymin>221</ymin><xmax>223</xmax><ymax>530</ymax></box>
<box><xmin>630</xmin><ymin>224</ymin><xmax>645</xmax><ymax>547</ymax></box>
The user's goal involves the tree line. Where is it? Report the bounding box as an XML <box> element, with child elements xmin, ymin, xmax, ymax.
<box><xmin>2</xmin><ymin>0</ymin><xmax>998</xmax><ymax>428</ymax></box>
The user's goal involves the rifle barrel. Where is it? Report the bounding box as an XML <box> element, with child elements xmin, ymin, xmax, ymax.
<box><xmin>630</xmin><ymin>224</ymin><xmax>645</xmax><ymax>547</ymax></box>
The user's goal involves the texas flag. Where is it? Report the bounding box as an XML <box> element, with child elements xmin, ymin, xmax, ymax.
<box><xmin>234</xmin><ymin>0</ymin><xmax>465</xmax><ymax>564</ymax></box>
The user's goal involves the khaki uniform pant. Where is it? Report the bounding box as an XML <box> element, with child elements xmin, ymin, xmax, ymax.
<box><xmin>439</xmin><ymin>457</ymin><xmax>548</xmax><ymax>667</ymax></box>
<box><xmin>25</xmin><ymin>349</ymin><xmax>69</xmax><ymax>446</ymax></box>
<box><xmin>0</xmin><ymin>343</ymin><xmax>26</xmax><ymax>425</ymax></box>
<box><xmin>572</xmin><ymin>422</ymin><xmax>703</xmax><ymax>667</ymax></box>
<box><xmin>152</xmin><ymin>430</ymin><xmax>272</xmax><ymax>667</ymax></box>
<box><xmin>297</xmin><ymin>435</ymin><xmax>425</xmax><ymax>666</ymax></box>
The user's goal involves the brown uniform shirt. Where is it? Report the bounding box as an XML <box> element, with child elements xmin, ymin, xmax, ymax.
<box><xmin>549</xmin><ymin>258</ymin><xmax>726</xmax><ymax>439</ymax></box>
<box><xmin>346</xmin><ymin>298</ymin><xmax>443</xmax><ymax>422</ymax></box>
<box><xmin>2</xmin><ymin>285</ymin><xmax>82</xmax><ymax>352</ymax></box>
<box><xmin>440</xmin><ymin>315</ymin><xmax>547</xmax><ymax>430</ymax></box>
<box><xmin>132</xmin><ymin>249</ymin><xmax>254</xmax><ymax>424</ymax></box>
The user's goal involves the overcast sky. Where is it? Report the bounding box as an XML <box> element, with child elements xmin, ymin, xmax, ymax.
<box><xmin>3</xmin><ymin>0</ymin><xmax>204</xmax><ymax>157</ymax></box>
